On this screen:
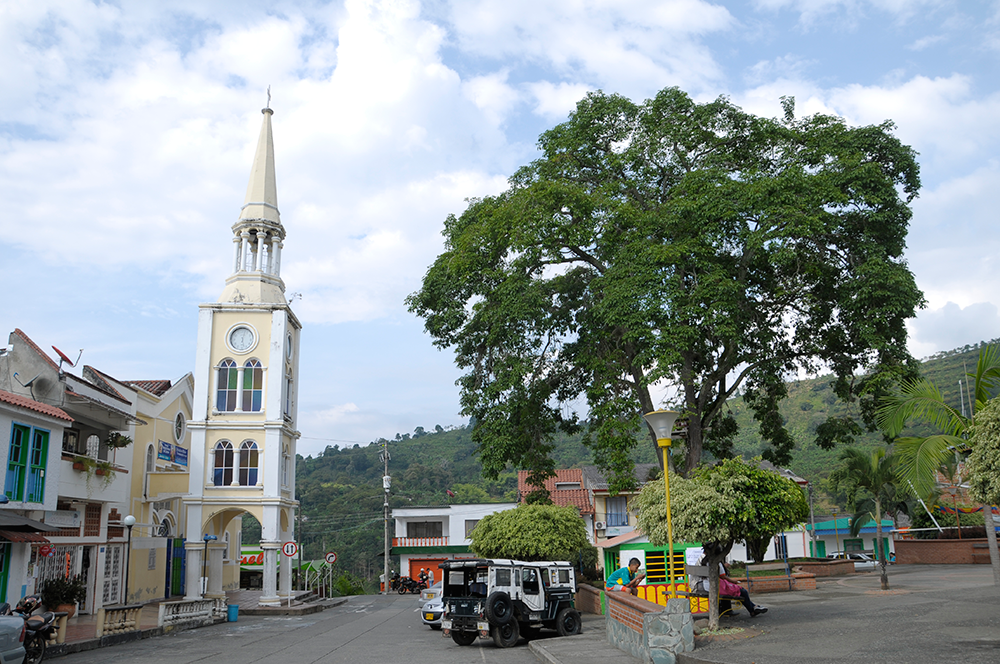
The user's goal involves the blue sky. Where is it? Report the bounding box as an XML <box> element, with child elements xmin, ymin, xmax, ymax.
<box><xmin>3</xmin><ymin>0</ymin><xmax>1000</xmax><ymax>457</ymax></box>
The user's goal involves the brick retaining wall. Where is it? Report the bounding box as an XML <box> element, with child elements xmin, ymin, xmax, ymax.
<box><xmin>792</xmin><ymin>559</ymin><xmax>855</xmax><ymax>576</ymax></box>
<box><xmin>729</xmin><ymin>572</ymin><xmax>816</xmax><ymax>593</ymax></box>
<box><xmin>576</xmin><ymin>584</ymin><xmax>604</xmax><ymax>615</ymax></box>
<box><xmin>894</xmin><ymin>538</ymin><xmax>990</xmax><ymax>564</ymax></box>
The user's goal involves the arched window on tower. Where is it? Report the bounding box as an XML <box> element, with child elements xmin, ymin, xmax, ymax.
<box><xmin>242</xmin><ymin>359</ymin><xmax>263</xmax><ymax>412</ymax></box>
<box><xmin>213</xmin><ymin>441</ymin><xmax>234</xmax><ymax>486</ymax></box>
<box><xmin>239</xmin><ymin>441</ymin><xmax>259</xmax><ymax>486</ymax></box>
<box><xmin>217</xmin><ymin>360</ymin><xmax>238</xmax><ymax>411</ymax></box>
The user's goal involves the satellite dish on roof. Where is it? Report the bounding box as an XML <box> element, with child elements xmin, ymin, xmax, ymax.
<box><xmin>52</xmin><ymin>346</ymin><xmax>82</xmax><ymax>371</ymax></box>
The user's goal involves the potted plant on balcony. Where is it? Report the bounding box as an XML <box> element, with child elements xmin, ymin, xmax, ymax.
<box><xmin>73</xmin><ymin>456</ymin><xmax>116</xmax><ymax>492</ymax></box>
<box><xmin>105</xmin><ymin>432</ymin><xmax>133</xmax><ymax>449</ymax></box>
<box><xmin>39</xmin><ymin>575</ymin><xmax>87</xmax><ymax>617</ymax></box>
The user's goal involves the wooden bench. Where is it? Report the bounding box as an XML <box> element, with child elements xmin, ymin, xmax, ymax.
<box><xmin>675</xmin><ymin>565</ymin><xmax>737</xmax><ymax>616</ymax></box>
<box><xmin>744</xmin><ymin>561</ymin><xmax>795</xmax><ymax>591</ymax></box>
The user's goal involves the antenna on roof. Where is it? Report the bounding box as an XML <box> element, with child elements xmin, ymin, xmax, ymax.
<box><xmin>52</xmin><ymin>346</ymin><xmax>83</xmax><ymax>372</ymax></box>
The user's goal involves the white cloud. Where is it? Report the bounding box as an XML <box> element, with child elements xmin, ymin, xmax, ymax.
<box><xmin>908</xmin><ymin>302</ymin><xmax>1000</xmax><ymax>360</ymax></box>
<box><xmin>527</xmin><ymin>81</ymin><xmax>593</xmax><ymax>120</ymax></box>
<box><xmin>444</xmin><ymin>0</ymin><xmax>734</xmax><ymax>96</ymax></box>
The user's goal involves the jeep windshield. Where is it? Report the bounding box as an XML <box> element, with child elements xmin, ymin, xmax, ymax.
<box><xmin>442</xmin><ymin>564</ymin><xmax>490</xmax><ymax>598</ymax></box>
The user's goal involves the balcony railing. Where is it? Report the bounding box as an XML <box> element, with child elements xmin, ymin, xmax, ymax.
<box><xmin>392</xmin><ymin>536</ymin><xmax>449</xmax><ymax>547</ymax></box>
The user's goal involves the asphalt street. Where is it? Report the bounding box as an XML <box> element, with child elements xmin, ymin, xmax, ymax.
<box><xmin>56</xmin><ymin>594</ymin><xmax>549</xmax><ymax>664</ymax></box>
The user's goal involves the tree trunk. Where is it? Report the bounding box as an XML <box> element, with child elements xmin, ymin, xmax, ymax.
<box><xmin>875</xmin><ymin>499</ymin><xmax>888</xmax><ymax>591</ymax></box>
<box><xmin>706</xmin><ymin>552</ymin><xmax>722</xmax><ymax>631</ymax></box>
<box><xmin>983</xmin><ymin>503</ymin><xmax>1000</xmax><ymax>586</ymax></box>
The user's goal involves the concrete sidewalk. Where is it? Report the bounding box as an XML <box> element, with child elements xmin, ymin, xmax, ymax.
<box><xmin>530</xmin><ymin>565</ymin><xmax>1000</xmax><ymax>664</ymax></box>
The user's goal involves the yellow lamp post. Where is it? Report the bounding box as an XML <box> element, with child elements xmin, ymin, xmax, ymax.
<box><xmin>643</xmin><ymin>409</ymin><xmax>680</xmax><ymax>599</ymax></box>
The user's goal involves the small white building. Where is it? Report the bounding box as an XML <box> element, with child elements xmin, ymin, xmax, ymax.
<box><xmin>391</xmin><ymin>503</ymin><xmax>517</xmax><ymax>579</ymax></box>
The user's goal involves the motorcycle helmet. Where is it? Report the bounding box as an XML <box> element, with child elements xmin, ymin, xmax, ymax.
<box><xmin>16</xmin><ymin>595</ymin><xmax>41</xmax><ymax>614</ymax></box>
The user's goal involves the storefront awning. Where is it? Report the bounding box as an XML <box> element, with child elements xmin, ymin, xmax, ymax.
<box><xmin>0</xmin><ymin>513</ymin><xmax>60</xmax><ymax>532</ymax></box>
<box><xmin>0</xmin><ymin>530</ymin><xmax>49</xmax><ymax>543</ymax></box>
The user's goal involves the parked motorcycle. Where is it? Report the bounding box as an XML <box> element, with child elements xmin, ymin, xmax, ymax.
<box><xmin>396</xmin><ymin>576</ymin><xmax>428</xmax><ymax>594</ymax></box>
<box><xmin>1</xmin><ymin>596</ymin><xmax>57</xmax><ymax>664</ymax></box>
<box><xmin>388</xmin><ymin>572</ymin><xmax>403</xmax><ymax>592</ymax></box>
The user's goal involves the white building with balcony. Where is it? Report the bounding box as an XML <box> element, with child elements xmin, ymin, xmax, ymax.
<box><xmin>391</xmin><ymin>503</ymin><xmax>517</xmax><ymax>580</ymax></box>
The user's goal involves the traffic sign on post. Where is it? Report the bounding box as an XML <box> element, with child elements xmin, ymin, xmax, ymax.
<box><xmin>325</xmin><ymin>551</ymin><xmax>338</xmax><ymax>565</ymax></box>
<box><xmin>282</xmin><ymin>541</ymin><xmax>298</xmax><ymax>557</ymax></box>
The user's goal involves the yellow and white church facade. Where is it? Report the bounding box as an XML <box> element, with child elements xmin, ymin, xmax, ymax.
<box><xmin>183</xmin><ymin>104</ymin><xmax>301</xmax><ymax>606</ymax></box>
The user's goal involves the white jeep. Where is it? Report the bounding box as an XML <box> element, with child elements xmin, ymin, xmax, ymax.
<box><xmin>439</xmin><ymin>558</ymin><xmax>582</xmax><ymax>648</ymax></box>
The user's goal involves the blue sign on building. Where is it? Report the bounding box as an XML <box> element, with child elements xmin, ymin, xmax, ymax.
<box><xmin>158</xmin><ymin>440</ymin><xmax>173</xmax><ymax>461</ymax></box>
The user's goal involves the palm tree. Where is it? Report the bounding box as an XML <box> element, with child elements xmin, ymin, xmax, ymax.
<box><xmin>877</xmin><ymin>344</ymin><xmax>1000</xmax><ymax>584</ymax></box>
<box><xmin>829</xmin><ymin>448</ymin><xmax>899</xmax><ymax>590</ymax></box>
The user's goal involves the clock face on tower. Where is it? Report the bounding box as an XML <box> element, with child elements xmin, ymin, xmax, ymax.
<box><xmin>228</xmin><ymin>325</ymin><xmax>257</xmax><ymax>353</ymax></box>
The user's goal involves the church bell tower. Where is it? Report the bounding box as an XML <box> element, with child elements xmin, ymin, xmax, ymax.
<box><xmin>184</xmin><ymin>103</ymin><xmax>301</xmax><ymax>606</ymax></box>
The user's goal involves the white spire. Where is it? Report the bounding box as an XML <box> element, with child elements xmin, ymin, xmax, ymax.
<box><xmin>221</xmin><ymin>102</ymin><xmax>288</xmax><ymax>305</ymax></box>
<box><xmin>239</xmin><ymin>107</ymin><xmax>280</xmax><ymax>226</ymax></box>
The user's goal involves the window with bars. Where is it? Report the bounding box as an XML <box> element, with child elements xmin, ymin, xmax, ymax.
<box><xmin>643</xmin><ymin>550</ymin><xmax>684</xmax><ymax>583</ymax></box>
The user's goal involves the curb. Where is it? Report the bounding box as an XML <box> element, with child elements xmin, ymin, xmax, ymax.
<box><xmin>48</xmin><ymin>599</ymin><xmax>346</xmax><ymax>658</ymax></box>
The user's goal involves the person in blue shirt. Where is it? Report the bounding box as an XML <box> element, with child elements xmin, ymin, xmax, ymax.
<box><xmin>605</xmin><ymin>558</ymin><xmax>644</xmax><ymax>595</ymax></box>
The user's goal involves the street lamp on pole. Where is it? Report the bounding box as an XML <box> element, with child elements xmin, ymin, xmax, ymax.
<box><xmin>123</xmin><ymin>515</ymin><xmax>136</xmax><ymax>605</ymax></box>
<box><xmin>642</xmin><ymin>409</ymin><xmax>680</xmax><ymax>599</ymax></box>
<box><xmin>202</xmin><ymin>534</ymin><xmax>217</xmax><ymax>597</ymax></box>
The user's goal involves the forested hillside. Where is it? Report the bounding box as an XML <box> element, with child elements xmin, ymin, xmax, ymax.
<box><xmin>275</xmin><ymin>338</ymin><xmax>997</xmax><ymax>581</ymax></box>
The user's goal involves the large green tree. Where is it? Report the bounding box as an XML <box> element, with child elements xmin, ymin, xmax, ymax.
<box><xmin>965</xmin><ymin>397</ymin><xmax>1000</xmax><ymax>552</ymax></box>
<box><xmin>408</xmin><ymin>86</ymin><xmax>923</xmax><ymax>492</ymax></box>
<box><xmin>828</xmin><ymin>448</ymin><xmax>903</xmax><ymax>590</ymax></box>
<box><xmin>878</xmin><ymin>344</ymin><xmax>1000</xmax><ymax>584</ymax></box>
<box><xmin>635</xmin><ymin>457</ymin><xmax>807</xmax><ymax>629</ymax></box>
<box><xmin>468</xmin><ymin>504</ymin><xmax>592</xmax><ymax>562</ymax></box>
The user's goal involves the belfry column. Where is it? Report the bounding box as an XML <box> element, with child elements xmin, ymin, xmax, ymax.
<box><xmin>271</xmin><ymin>238</ymin><xmax>282</xmax><ymax>276</ymax></box>
<box><xmin>260</xmin><ymin>541</ymin><xmax>280</xmax><ymax>606</ymax></box>
<box><xmin>240</xmin><ymin>230</ymin><xmax>251</xmax><ymax>271</ymax></box>
<box><xmin>255</xmin><ymin>232</ymin><xmax>266</xmax><ymax>272</ymax></box>
<box><xmin>233</xmin><ymin>237</ymin><xmax>242</xmax><ymax>273</ymax></box>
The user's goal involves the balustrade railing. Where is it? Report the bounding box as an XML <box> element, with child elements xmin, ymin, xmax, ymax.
<box><xmin>157</xmin><ymin>597</ymin><xmax>227</xmax><ymax>627</ymax></box>
<box><xmin>391</xmin><ymin>536</ymin><xmax>449</xmax><ymax>547</ymax></box>
<box><xmin>95</xmin><ymin>604</ymin><xmax>143</xmax><ymax>637</ymax></box>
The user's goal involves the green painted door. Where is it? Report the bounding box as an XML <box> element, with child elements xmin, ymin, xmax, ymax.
<box><xmin>810</xmin><ymin>540</ymin><xmax>826</xmax><ymax>557</ymax></box>
<box><xmin>0</xmin><ymin>543</ymin><xmax>10</xmax><ymax>602</ymax></box>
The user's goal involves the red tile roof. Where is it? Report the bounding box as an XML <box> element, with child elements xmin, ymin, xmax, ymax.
<box><xmin>517</xmin><ymin>469</ymin><xmax>595</xmax><ymax>514</ymax></box>
<box><xmin>124</xmin><ymin>380</ymin><xmax>172</xmax><ymax>396</ymax></box>
<box><xmin>12</xmin><ymin>329</ymin><xmax>59</xmax><ymax>371</ymax></box>
<box><xmin>0</xmin><ymin>389</ymin><xmax>73</xmax><ymax>423</ymax></box>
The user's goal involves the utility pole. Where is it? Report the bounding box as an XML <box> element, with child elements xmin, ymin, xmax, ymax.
<box><xmin>297</xmin><ymin>501</ymin><xmax>303</xmax><ymax>591</ymax></box>
<box><xmin>381</xmin><ymin>440</ymin><xmax>391</xmax><ymax>595</ymax></box>
<box><xmin>808</xmin><ymin>484</ymin><xmax>818</xmax><ymax>557</ymax></box>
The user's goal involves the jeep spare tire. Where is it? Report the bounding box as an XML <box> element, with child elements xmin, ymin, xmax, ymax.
<box><xmin>451</xmin><ymin>631</ymin><xmax>478</xmax><ymax>646</ymax></box>
<box><xmin>556</xmin><ymin>607</ymin><xmax>582</xmax><ymax>636</ymax></box>
<box><xmin>485</xmin><ymin>591</ymin><xmax>514</xmax><ymax>624</ymax></box>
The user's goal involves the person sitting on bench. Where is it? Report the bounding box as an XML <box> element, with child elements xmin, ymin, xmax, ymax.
<box><xmin>606</xmin><ymin>558</ymin><xmax>645</xmax><ymax>595</ymax></box>
<box><xmin>691</xmin><ymin>556</ymin><xmax>767</xmax><ymax>617</ymax></box>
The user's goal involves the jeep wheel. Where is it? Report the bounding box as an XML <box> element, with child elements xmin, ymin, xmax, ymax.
<box><xmin>484</xmin><ymin>591</ymin><xmax>514</xmax><ymax>624</ymax></box>
<box><xmin>491</xmin><ymin>620</ymin><xmax>520</xmax><ymax>648</ymax></box>
<box><xmin>556</xmin><ymin>607</ymin><xmax>581</xmax><ymax>636</ymax></box>
<box><xmin>451</xmin><ymin>631</ymin><xmax>478</xmax><ymax>646</ymax></box>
